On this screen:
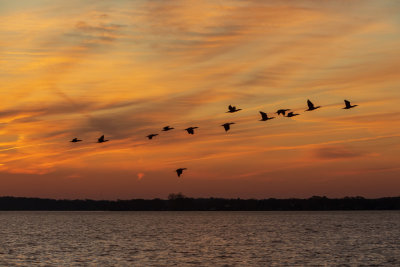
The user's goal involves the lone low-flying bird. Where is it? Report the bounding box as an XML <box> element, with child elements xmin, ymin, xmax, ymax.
<box><xmin>286</xmin><ymin>112</ymin><xmax>300</xmax><ymax>117</ymax></box>
<box><xmin>227</xmin><ymin>105</ymin><xmax>242</xmax><ymax>113</ymax></box>
<box><xmin>276</xmin><ymin>109</ymin><xmax>290</xmax><ymax>116</ymax></box>
<box><xmin>146</xmin><ymin>134</ymin><xmax>158</xmax><ymax>140</ymax></box>
<box><xmin>176</xmin><ymin>168</ymin><xmax>187</xmax><ymax>177</ymax></box>
<box><xmin>306</xmin><ymin>99</ymin><xmax>321</xmax><ymax>111</ymax></box>
<box><xmin>70</xmin><ymin>138</ymin><xmax>82</xmax><ymax>143</ymax></box>
<box><xmin>221</xmin><ymin>122</ymin><xmax>235</xmax><ymax>132</ymax></box>
<box><xmin>97</xmin><ymin>135</ymin><xmax>109</xmax><ymax>143</ymax></box>
<box><xmin>259</xmin><ymin>111</ymin><xmax>275</xmax><ymax>121</ymax></box>
<box><xmin>343</xmin><ymin>100</ymin><xmax>358</xmax><ymax>109</ymax></box>
<box><xmin>162</xmin><ymin>126</ymin><xmax>174</xmax><ymax>131</ymax></box>
<box><xmin>185</xmin><ymin>127</ymin><xmax>198</xmax><ymax>135</ymax></box>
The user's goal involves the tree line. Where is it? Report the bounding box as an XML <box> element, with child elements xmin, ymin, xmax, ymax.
<box><xmin>0</xmin><ymin>194</ymin><xmax>399</xmax><ymax>211</ymax></box>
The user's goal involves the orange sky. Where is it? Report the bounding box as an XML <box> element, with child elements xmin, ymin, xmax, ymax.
<box><xmin>1</xmin><ymin>0</ymin><xmax>400</xmax><ymax>199</ymax></box>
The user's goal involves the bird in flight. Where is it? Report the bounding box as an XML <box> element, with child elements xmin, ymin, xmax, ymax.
<box><xmin>227</xmin><ymin>105</ymin><xmax>242</xmax><ymax>113</ymax></box>
<box><xmin>221</xmin><ymin>122</ymin><xmax>235</xmax><ymax>132</ymax></box>
<box><xmin>162</xmin><ymin>126</ymin><xmax>174</xmax><ymax>131</ymax></box>
<box><xmin>97</xmin><ymin>135</ymin><xmax>109</xmax><ymax>143</ymax></box>
<box><xmin>259</xmin><ymin>111</ymin><xmax>275</xmax><ymax>121</ymax></box>
<box><xmin>70</xmin><ymin>138</ymin><xmax>82</xmax><ymax>143</ymax></box>
<box><xmin>276</xmin><ymin>109</ymin><xmax>290</xmax><ymax>116</ymax></box>
<box><xmin>176</xmin><ymin>168</ymin><xmax>187</xmax><ymax>177</ymax></box>
<box><xmin>286</xmin><ymin>111</ymin><xmax>300</xmax><ymax>117</ymax></box>
<box><xmin>343</xmin><ymin>100</ymin><xmax>358</xmax><ymax>109</ymax></box>
<box><xmin>185</xmin><ymin>127</ymin><xmax>199</xmax><ymax>135</ymax></box>
<box><xmin>146</xmin><ymin>134</ymin><xmax>158</xmax><ymax>140</ymax></box>
<box><xmin>306</xmin><ymin>99</ymin><xmax>321</xmax><ymax>111</ymax></box>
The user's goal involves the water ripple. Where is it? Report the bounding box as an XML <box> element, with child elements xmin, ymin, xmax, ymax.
<box><xmin>0</xmin><ymin>211</ymin><xmax>399</xmax><ymax>266</ymax></box>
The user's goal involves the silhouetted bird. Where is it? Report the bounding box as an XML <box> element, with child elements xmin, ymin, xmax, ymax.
<box><xmin>221</xmin><ymin>122</ymin><xmax>235</xmax><ymax>132</ymax></box>
<box><xmin>176</xmin><ymin>168</ymin><xmax>187</xmax><ymax>177</ymax></box>
<box><xmin>286</xmin><ymin>112</ymin><xmax>299</xmax><ymax>117</ymax></box>
<box><xmin>259</xmin><ymin>111</ymin><xmax>275</xmax><ymax>121</ymax></box>
<box><xmin>162</xmin><ymin>126</ymin><xmax>174</xmax><ymax>131</ymax></box>
<box><xmin>227</xmin><ymin>105</ymin><xmax>242</xmax><ymax>113</ymax></box>
<box><xmin>343</xmin><ymin>100</ymin><xmax>358</xmax><ymax>109</ymax></box>
<box><xmin>147</xmin><ymin>134</ymin><xmax>158</xmax><ymax>140</ymax></box>
<box><xmin>70</xmin><ymin>138</ymin><xmax>82</xmax><ymax>143</ymax></box>
<box><xmin>185</xmin><ymin>127</ymin><xmax>198</xmax><ymax>135</ymax></box>
<box><xmin>276</xmin><ymin>109</ymin><xmax>290</xmax><ymax>116</ymax></box>
<box><xmin>97</xmin><ymin>135</ymin><xmax>109</xmax><ymax>143</ymax></box>
<box><xmin>306</xmin><ymin>99</ymin><xmax>321</xmax><ymax>111</ymax></box>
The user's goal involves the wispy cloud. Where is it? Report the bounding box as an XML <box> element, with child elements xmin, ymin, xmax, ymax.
<box><xmin>312</xmin><ymin>145</ymin><xmax>366</xmax><ymax>160</ymax></box>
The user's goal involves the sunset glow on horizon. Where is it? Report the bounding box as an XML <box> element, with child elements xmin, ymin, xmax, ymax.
<box><xmin>1</xmin><ymin>0</ymin><xmax>400</xmax><ymax>199</ymax></box>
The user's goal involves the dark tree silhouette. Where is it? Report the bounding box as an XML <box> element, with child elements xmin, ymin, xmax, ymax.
<box><xmin>0</xmin><ymin>196</ymin><xmax>399</xmax><ymax>211</ymax></box>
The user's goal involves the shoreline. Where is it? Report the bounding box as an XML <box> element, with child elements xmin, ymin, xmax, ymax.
<box><xmin>1</xmin><ymin>196</ymin><xmax>399</xmax><ymax>211</ymax></box>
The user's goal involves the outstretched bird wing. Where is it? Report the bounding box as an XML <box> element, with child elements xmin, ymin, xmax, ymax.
<box><xmin>307</xmin><ymin>99</ymin><xmax>315</xmax><ymax>110</ymax></box>
<box><xmin>344</xmin><ymin>100</ymin><xmax>351</xmax><ymax>108</ymax></box>
<box><xmin>277</xmin><ymin>109</ymin><xmax>289</xmax><ymax>116</ymax></box>
<box><xmin>98</xmin><ymin>135</ymin><xmax>104</xmax><ymax>142</ymax></box>
<box><xmin>176</xmin><ymin>168</ymin><xmax>186</xmax><ymax>177</ymax></box>
<box><xmin>259</xmin><ymin>111</ymin><xmax>267</xmax><ymax>120</ymax></box>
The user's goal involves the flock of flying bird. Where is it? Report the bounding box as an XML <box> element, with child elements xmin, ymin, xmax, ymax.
<box><xmin>70</xmin><ymin>99</ymin><xmax>358</xmax><ymax>177</ymax></box>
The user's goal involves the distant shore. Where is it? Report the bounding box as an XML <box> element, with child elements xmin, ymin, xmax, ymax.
<box><xmin>1</xmin><ymin>195</ymin><xmax>399</xmax><ymax>211</ymax></box>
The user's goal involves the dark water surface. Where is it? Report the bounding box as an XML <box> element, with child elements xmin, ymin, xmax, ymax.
<box><xmin>0</xmin><ymin>211</ymin><xmax>399</xmax><ymax>266</ymax></box>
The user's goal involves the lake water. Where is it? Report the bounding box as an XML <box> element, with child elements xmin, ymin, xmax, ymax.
<box><xmin>0</xmin><ymin>211</ymin><xmax>399</xmax><ymax>266</ymax></box>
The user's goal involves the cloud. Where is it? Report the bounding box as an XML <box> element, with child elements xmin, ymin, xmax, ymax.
<box><xmin>75</xmin><ymin>21</ymin><xmax>124</xmax><ymax>33</ymax></box>
<box><xmin>313</xmin><ymin>145</ymin><xmax>366</xmax><ymax>160</ymax></box>
<box><xmin>69</xmin><ymin>20</ymin><xmax>126</xmax><ymax>45</ymax></box>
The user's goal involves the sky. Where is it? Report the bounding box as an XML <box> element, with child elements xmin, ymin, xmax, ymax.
<box><xmin>1</xmin><ymin>0</ymin><xmax>400</xmax><ymax>199</ymax></box>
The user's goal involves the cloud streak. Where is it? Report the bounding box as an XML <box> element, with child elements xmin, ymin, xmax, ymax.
<box><xmin>313</xmin><ymin>146</ymin><xmax>366</xmax><ymax>160</ymax></box>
